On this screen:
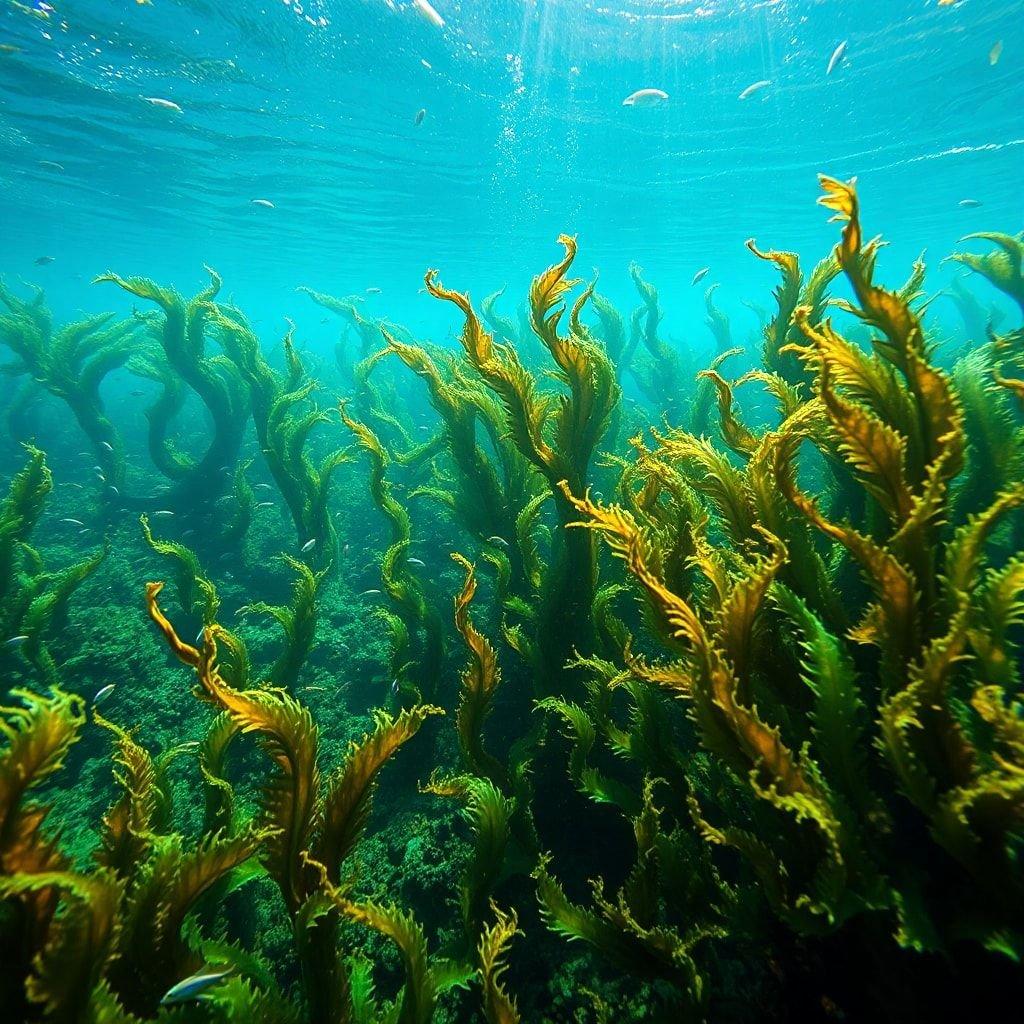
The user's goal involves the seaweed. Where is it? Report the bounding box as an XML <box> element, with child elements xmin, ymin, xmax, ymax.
<box><xmin>212</xmin><ymin>308</ymin><xmax>348</xmax><ymax>571</ymax></box>
<box><xmin>0</xmin><ymin>448</ymin><xmax>106</xmax><ymax>687</ymax></box>
<box><xmin>0</xmin><ymin>280</ymin><xmax>139</xmax><ymax>507</ymax></box>
<box><xmin>94</xmin><ymin>268</ymin><xmax>250</xmax><ymax>516</ymax></box>
<box><xmin>565</xmin><ymin>175</ymin><xmax>1024</xmax><ymax>968</ymax></box>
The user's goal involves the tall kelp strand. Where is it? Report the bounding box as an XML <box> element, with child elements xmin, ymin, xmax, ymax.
<box><xmin>2</xmin><ymin>168</ymin><xmax>1024</xmax><ymax>1024</ymax></box>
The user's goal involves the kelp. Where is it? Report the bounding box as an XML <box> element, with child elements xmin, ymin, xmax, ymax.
<box><xmin>564</xmin><ymin>176</ymin><xmax>1024</xmax><ymax>962</ymax></box>
<box><xmin>339</xmin><ymin>401</ymin><xmax>445</xmax><ymax>704</ymax></box>
<box><xmin>147</xmin><ymin>580</ymin><xmax>443</xmax><ymax>1023</ymax></box>
<box><xmin>2</xmin><ymin>173</ymin><xmax>1023</xmax><ymax>1024</ymax></box>
<box><xmin>0</xmin><ymin>685</ymin><xmax>272</xmax><ymax>1022</ymax></box>
<box><xmin>383</xmin><ymin>332</ymin><xmax>543</xmax><ymax>601</ymax></box>
<box><xmin>0</xmin><ymin>448</ymin><xmax>106</xmax><ymax>687</ymax></box>
<box><xmin>426</xmin><ymin>237</ymin><xmax>619</xmax><ymax>695</ymax></box>
<box><xmin>0</xmin><ymin>280</ymin><xmax>139</xmax><ymax>506</ymax></box>
<box><xmin>627</xmin><ymin>264</ymin><xmax>687</xmax><ymax>422</ymax></box>
<box><xmin>94</xmin><ymin>268</ymin><xmax>250</xmax><ymax>515</ymax></box>
<box><xmin>212</xmin><ymin>309</ymin><xmax>349</xmax><ymax>572</ymax></box>
<box><xmin>240</xmin><ymin>555</ymin><xmax>328</xmax><ymax>691</ymax></box>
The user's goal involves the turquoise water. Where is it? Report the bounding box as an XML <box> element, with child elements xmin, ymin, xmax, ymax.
<box><xmin>2</xmin><ymin>5</ymin><xmax>1024</xmax><ymax>1022</ymax></box>
<box><xmin>2</xmin><ymin>0</ymin><xmax>1022</xmax><ymax>338</ymax></box>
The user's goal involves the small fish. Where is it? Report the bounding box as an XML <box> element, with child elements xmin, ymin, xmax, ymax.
<box><xmin>153</xmin><ymin>509</ymin><xmax>174</xmax><ymax>516</ymax></box>
<box><xmin>739</xmin><ymin>79</ymin><xmax>771</xmax><ymax>100</ymax></box>
<box><xmin>60</xmin><ymin>518</ymin><xmax>85</xmax><ymax>526</ymax></box>
<box><xmin>0</xmin><ymin>43</ymin><xmax>23</xmax><ymax>54</ymax></box>
<box><xmin>100</xmin><ymin>441</ymin><xmax>114</xmax><ymax>451</ymax></box>
<box><xmin>93</xmin><ymin>684</ymin><xmax>116</xmax><ymax>704</ymax></box>
<box><xmin>35</xmin><ymin>256</ymin><xmax>54</xmax><ymax>265</ymax></box>
<box><xmin>108</xmin><ymin>485</ymin><xmax>120</xmax><ymax>495</ymax></box>
<box><xmin>251</xmin><ymin>198</ymin><xmax>275</xmax><ymax>209</ymax></box>
<box><xmin>366</xmin><ymin>286</ymin><xmax>382</xmax><ymax>294</ymax></box>
<box><xmin>130</xmin><ymin>389</ymin><xmax>145</xmax><ymax>396</ymax></box>
<box><xmin>622</xmin><ymin>88</ymin><xmax>668</xmax><ymax>107</ymax></box>
<box><xmin>301</xmin><ymin>538</ymin><xmax>316</xmax><ymax>552</ymax></box>
<box><xmin>303</xmin><ymin>685</ymin><xmax>326</xmax><ymax>692</ymax></box>
<box><xmin>142</xmin><ymin>96</ymin><xmax>183</xmax><ymax>113</ymax></box>
<box><xmin>989</xmin><ymin>40</ymin><xmax>1003</xmax><ymax>67</ymax></box>
<box><xmin>414</xmin><ymin>108</ymin><xmax>426</xmax><ymax>126</ymax></box>
<box><xmin>420</xmin><ymin>58</ymin><xmax>432</xmax><ymax>69</ymax></box>
<box><xmin>6</xmin><ymin>635</ymin><xmax>29</xmax><ymax>646</ymax></box>
<box><xmin>827</xmin><ymin>40</ymin><xmax>848</xmax><ymax>76</ymax></box>
<box><xmin>485</xmin><ymin>535</ymin><xmax>509</xmax><ymax>548</ymax></box>
<box><xmin>360</xmin><ymin>588</ymin><xmax>382</xmax><ymax>596</ymax></box>
<box><xmin>254</xmin><ymin>483</ymin><xmax>273</xmax><ymax>490</ymax></box>
<box><xmin>691</xmin><ymin>267</ymin><xmax>709</xmax><ymax>286</ymax></box>
<box><xmin>959</xmin><ymin>198</ymin><xmax>982</xmax><ymax>208</ymax></box>
<box><xmin>38</xmin><ymin>159</ymin><xmax>64</xmax><ymax>171</ymax></box>
<box><xmin>160</xmin><ymin>968</ymin><xmax>232</xmax><ymax>1006</ymax></box>
<box><xmin>390</xmin><ymin>678</ymin><xmax>399</xmax><ymax>694</ymax></box>
<box><xmin>65</xmin><ymin>482</ymin><xmax>84</xmax><ymax>490</ymax></box>
<box><xmin>255</xmin><ymin>501</ymin><xmax>274</xmax><ymax>509</ymax></box>
<box><xmin>938</xmin><ymin>0</ymin><xmax>956</xmax><ymax>6</ymax></box>
<box><xmin>408</xmin><ymin>557</ymin><xmax>426</xmax><ymax>566</ymax></box>
<box><xmin>412</xmin><ymin>0</ymin><xmax>444</xmax><ymax>29</ymax></box>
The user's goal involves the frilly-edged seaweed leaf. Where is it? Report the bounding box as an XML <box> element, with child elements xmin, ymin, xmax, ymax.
<box><xmin>315</xmin><ymin>704</ymin><xmax>443</xmax><ymax>882</ymax></box>
<box><xmin>478</xmin><ymin>902</ymin><xmax>521</xmax><ymax>1024</ymax></box>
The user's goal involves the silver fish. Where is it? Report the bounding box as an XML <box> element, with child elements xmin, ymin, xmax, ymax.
<box><xmin>153</xmin><ymin>510</ymin><xmax>175</xmax><ymax>516</ymax></box>
<box><xmin>160</xmin><ymin>967</ymin><xmax>232</xmax><ymax>1005</ymax></box>
<box><xmin>622</xmin><ymin>88</ymin><xmax>668</xmax><ymax>107</ymax></box>
<box><xmin>100</xmin><ymin>441</ymin><xmax>114</xmax><ymax>451</ymax></box>
<box><xmin>6</xmin><ymin>635</ymin><xmax>29</xmax><ymax>646</ymax></box>
<box><xmin>827</xmin><ymin>40</ymin><xmax>847</xmax><ymax>76</ymax></box>
<box><xmin>485</xmin><ymin>535</ymin><xmax>509</xmax><ymax>548</ymax></box>
<box><xmin>94</xmin><ymin>684</ymin><xmax>116</xmax><ymax>704</ymax></box>
<box><xmin>959</xmin><ymin>198</ymin><xmax>982</xmax><ymax>208</ymax></box>
<box><xmin>408</xmin><ymin>557</ymin><xmax>426</xmax><ymax>566</ymax></box>
<box><xmin>251</xmin><ymin>198</ymin><xmax>275</xmax><ymax>209</ymax></box>
<box><xmin>360</xmin><ymin>588</ymin><xmax>382</xmax><ymax>596</ymax></box>
<box><xmin>60</xmin><ymin>518</ymin><xmax>85</xmax><ymax>526</ymax></box>
<box><xmin>691</xmin><ymin>267</ymin><xmax>709</xmax><ymax>286</ymax></box>
<box><xmin>142</xmin><ymin>96</ymin><xmax>183</xmax><ymax>113</ymax></box>
<box><xmin>414</xmin><ymin>108</ymin><xmax>426</xmax><ymax>126</ymax></box>
<box><xmin>301</xmin><ymin>538</ymin><xmax>316</xmax><ymax>552</ymax></box>
<box><xmin>739</xmin><ymin>79</ymin><xmax>770</xmax><ymax>100</ymax></box>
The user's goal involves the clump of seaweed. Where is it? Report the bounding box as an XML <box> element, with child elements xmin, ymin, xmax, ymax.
<box><xmin>425</xmin><ymin>236</ymin><xmax>620</xmax><ymax>696</ymax></box>
<box><xmin>211</xmin><ymin>307</ymin><xmax>350</xmax><ymax>571</ymax></box>
<box><xmin>0</xmin><ymin>447</ymin><xmax>106</xmax><ymax>687</ymax></box>
<box><xmin>0</xmin><ymin>280</ymin><xmax>139</xmax><ymax>506</ymax></box>
<box><xmin>94</xmin><ymin>268</ymin><xmax>251</xmax><ymax>516</ymax></box>
<box><xmin>562</xmin><ymin>176</ymin><xmax>1024</xmax><ymax>1008</ymax></box>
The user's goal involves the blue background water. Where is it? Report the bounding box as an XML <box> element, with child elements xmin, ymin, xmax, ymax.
<box><xmin>1</xmin><ymin>0</ymin><xmax>1022</xmax><ymax>357</ymax></box>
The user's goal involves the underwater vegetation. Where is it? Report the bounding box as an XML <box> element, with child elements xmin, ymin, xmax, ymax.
<box><xmin>1</xmin><ymin>176</ymin><xmax>1024</xmax><ymax>1023</ymax></box>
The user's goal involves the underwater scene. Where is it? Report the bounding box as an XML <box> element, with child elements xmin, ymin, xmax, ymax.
<box><xmin>2</xmin><ymin>0</ymin><xmax>1024</xmax><ymax>1021</ymax></box>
